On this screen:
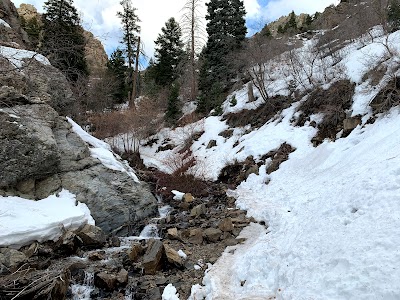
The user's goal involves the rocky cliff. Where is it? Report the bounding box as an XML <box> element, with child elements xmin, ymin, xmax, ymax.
<box><xmin>83</xmin><ymin>30</ymin><xmax>108</xmax><ymax>76</ymax></box>
<box><xmin>16</xmin><ymin>3</ymin><xmax>108</xmax><ymax>76</ymax></box>
<box><xmin>0</xmin><ymin>16</ymin><xmax>157</xmax><ymax>235</ymax></box>
<box><xmin>0</xmin><ymin>0</ymin><xmax>29</xmax><ymax>47</ymax></box>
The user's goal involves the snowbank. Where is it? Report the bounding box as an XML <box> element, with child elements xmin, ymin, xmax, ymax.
<box><xmin>67</xmin><ymin>117</ymin><xmax>139</xmax><ymax>183</ymax></box>
<box><xmin>191</xmin><ymin>110</ymin><xmax>400</xmax><ymax>299</ymax></box>
<box><xmin>0</xmin><ymin>46</ymin><xmax>50</xmax><ymax>68</ymax></box>
<box><xmin>0</xmin><ymin>189</ymin><xmax>94</xmax><ymax>249</ymax></box>
<box><xmin>187</xmin><ymin>29</ymin><xmax>400</xmax><ymax>300</ymax></box>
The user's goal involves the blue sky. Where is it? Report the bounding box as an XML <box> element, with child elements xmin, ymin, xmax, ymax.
<box><xmin>11</xmin><ymin>0</ymin><xmax>339</xmax><ymax>60</ymax></box>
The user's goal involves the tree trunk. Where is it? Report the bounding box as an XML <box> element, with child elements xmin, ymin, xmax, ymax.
<box><xmin>130</xmin><ymin>36</ymin><xmax>141</xmax><ymax>108</ymax></box>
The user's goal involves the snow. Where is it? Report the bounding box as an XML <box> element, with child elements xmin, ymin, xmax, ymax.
<box><xmin>0</xmin><ymin>46</ymin><xmax>50</xmax><ymax>68</ymax></box>
<box><xmin>192</xmin><ymin>109</ymin><xmax>400</xmax><ymax>299</ymax></box>
<box><xmin>67</xmin><ymin>117</ymin><xmax>139</xmax><ymax>183</ymax></box>
<box><xmin>182</xmin><ymin>29</ymin><xmax>400</xmax><ymax>299</ymax></box>
<box><xmin>162</xmin><ymin>284</ymin><xmax>180</xmax><ymax>300</ymax></box>
<box><xmin>177</xmin><ymin>249</ymin><xmax>187</xmax><ymax>259</ymax></box>
<box><xmin>113</xmin><ymin>26</ymin><xmax>400</xmax><ymax>300</ymax></box>
<box><xmin>0</xmin><ymin>190</ymin><xmax>95</xmax><ymax>249</ymax></box>
<box><xmin>0</xmin><ymin>19</ymin><xmax>11</xmax><ymax>28</ymax></box>
<box><xmin>172</xmin><ymin>190</ymin><xmax>185</xmax><ymax>200</ymax></box>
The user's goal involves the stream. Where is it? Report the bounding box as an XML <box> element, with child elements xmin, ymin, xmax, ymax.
<box><xmin>69</xmin><ymin>200</ymin><xmax>172</xmax><ymax>299</ymax></box>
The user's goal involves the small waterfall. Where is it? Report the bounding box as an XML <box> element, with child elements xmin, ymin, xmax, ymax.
<box><xmin>158</xmin><ymin>204</ymin><xmax>172</xmax><ymax>218</ymax></box>
<box><xmin>71</xmin><ymin>271</ymin><xmax>94</xmax><ymax>300</ymax></box>
<box><xmin>139</xmin><ymin>224</ymin><xmax>159</xmax><ymax>238</ymax></box>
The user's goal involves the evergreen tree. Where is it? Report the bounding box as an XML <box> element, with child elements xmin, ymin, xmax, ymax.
<box><xmin>305</xmin><ymin>14</ymin><xmax>313</xmax><ymax>27</ymax></box>
<box><xmin>197</xmin><ymin>0</ymin><xmax>247</xmax><ymax>113</ymax></box>
<box><xmin>20</xmin><ymin>16</ymin><xmax>42</xmax><ymax>49</ymax></box>
<box><xmin>284</xmin><ymin>11</ymin><xmax>297</xmax><ymax>33</ymax></box>
<box><xmin>261</xmin><ymin>25</ymin><xmax>272</xmax><ymax>37</ymax></box>
<box><xmin>117</xmin><ymin>0</ymin><xmax>140</xmax><ymax>69</ymax></box>
<box><xmin>41</xmin><ymin>0</ymin><xmax>88</xmax><ymax>82</ymax></box>
<box><xmin>165</xmin><ymin>83</ymin><xmax>181</xmax><ymax>125</ymax></box>
<box><xmin>388</xmin><ymin>0</ymin><xmax>400</xmax><ymax>31</ymax></box>
<box><xmin>277</xmin><ymin>24</ymin><xmax>285</xmax><ymax>34</ymax></box>
<box><xmin>154</xmin><ymin>17</ymin><xmax>184</xmax><ymax>87</ymax></box>
<box><xmin>107</xmin><ymin>48</ymin><xmax>129</xmax><ymax>102</ymax></box>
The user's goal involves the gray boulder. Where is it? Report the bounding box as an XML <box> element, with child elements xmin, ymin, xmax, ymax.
<box><xmin>0</xmin><ymin>104</ymin><xmax>60</xmax><ymax>189</ymax></box>
<box><xmin>0</xmin><ymin>105</ymin><xmax>157</xmax><ymax>236</ymax></box>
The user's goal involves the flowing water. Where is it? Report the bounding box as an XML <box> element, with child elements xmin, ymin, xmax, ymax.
<box><xmin>69</xmin><ymin>200</ymin><xmax>172</xmax><ymax>299</ymax></box>
<box><xmin>71</xmin><ymin>271</ymin><xmax>94</xmax><ymax>300</ymax></box>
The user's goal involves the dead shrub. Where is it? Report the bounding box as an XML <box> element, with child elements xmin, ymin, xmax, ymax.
<box><xmin>163</xmin><ymin>150</ymin><xmax>196</xmax><ymax>177</ymax></box>
<box><xmin>362</xmin><ymin>64</ymin><xmax>388</xmax><ymax>85</ymax></box>
<box><xmin>219</xmin><ymin>129</ymin><xmax>234</xmax><ymax>139</ymax></box>
<box><xmin>155</xmin><ymin>150</ymin><xmax>209</xmax><ymax>198</ymax></box>
<box><xmin>218</xmin><ymin>156</ymin><xmax>260</xmax><ymax>186</ymax></box>
<box><xmin>296</xmin><ymin>79</ymin><xmax>355</xmax><ymax>144</ymax></box>
<box><xmin>90</xmin><ymin>96</ymin><xmax>163</xmax><ymax>153</ymax></box>
<box><xmin>224</xmin><ymin>95</ymin><xmax>292</xmax><ymax>128</ymax></box>
<box><xmin>370</xmin><ymin>76</ymin><xmax>400</xmax><ymax>113</ymax></box>
<box><xmin>178</xmin><ymin>111</ymin><xmax>203</xmax><ymax>127</ymax></box>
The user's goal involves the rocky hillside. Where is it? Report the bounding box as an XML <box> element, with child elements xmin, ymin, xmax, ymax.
<box><xmin>0</xmin><ymin>0</ymin><xmax>29</xmax><ymax>47</ymax></box>
<box><xmin>15</xmin><ymin>1</ymin><xmax>108</xmax><ymax>75</ymax></box>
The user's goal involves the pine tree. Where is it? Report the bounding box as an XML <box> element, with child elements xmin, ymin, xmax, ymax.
<box><xmin>197</xmin><ymin>0</ymin><xmax>247</xmax><ymax>113</ymax></box>
<box><xmin>305</xmin><ymin>14</ymin><xmax>313</xmax><ymax>26</ymax></box>
<box><xmin>20</xmin><ymin>16</ymin><xmax>42</xmax><ymax>49</ymax></box>
<box><xmin>165</xmin><ymin>83</ymin><xmax>181</xmax><ymax>125</ymax></box>
<box><xmin>277</xmin><ymin>24</ymin><xmax>285</xmax><ymax>34</ymax></box>
<box><xmin>43</xmin><ymin>0</ymin><xmax>80</xmax><ymax>24</ymax></box>
<box><xmin>107</xmin><ymin>48</ymin><xmax>129</xmax><ymax>103</ymax></box>
<box><xmin>41</xmin><ymin>0</ymin><xmax>88</xmax><ymax>82</ymax></box>
<box><xmin>261</xmin><ymin>25</ymin><xmax>272</xmax><ymax>37</ymax></box>
<box><xmin>117</xmin><ymin>0</ymin><xmax>140</xmax><ymax>69</ymax></box>
<box><xmin>388</xmin><ymin>0</ymin><xmax>400</xmax><ymax>31</ymax></box>
<box><xmin>284</xmin><ymin>11</ymin><xmax>297</xmax><ymax>33</ymax></box>
<box><xmin>154</xmin><ymin>17</ymin><xmax>184</xmax><ymax>87</ymax></box>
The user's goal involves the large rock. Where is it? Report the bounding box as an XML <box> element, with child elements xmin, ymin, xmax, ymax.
<box><xmin>0</xmin><ymin>248</ymin><xmax>27</xmax><ymax>273</ymax></box>
<box><xmin>77</xmin><ymin>224</ymin><xmax>107</xmax><ymax>249</ymax></box>
<box><xmin>142</xmin><ymin>239</ymin><xmax>164</xmax><ymax>275</ymax></box>
<box><xmin>203</xmin><ymin>228</ymin><xmax>222</xmax><ymax>243</ymax></box>
<box><xmin>163</xmin><ymin>244</ymin><xmax>183</xmax><ymax>267</ymax></box>
<box><xmin>83</xmin><ymin>30</ymin><xmax>108</xmax><ymax>76</ymax></box>
<box><xmin>0</xmin><ymin>0</ymin><xmax>30</xmax><ymax>47</ymax></box>
<box><xmin>0</xmin><ymin>103</ymin><xmax>158</xmax><ymax>234</ymax></box>
<box><xmin>94</xmin><ymin>271</ymin><xmax>118</xmax><ymax>291</ymax></box>
<box><xmin>0</xmin><ymin>33</ymin><xmax>157</xmax><ymax>236</ymax></box>
<box><xmin>0</xmin><ymin>104</ymin><xmax>60</xmax><ymax>189</ymax></box>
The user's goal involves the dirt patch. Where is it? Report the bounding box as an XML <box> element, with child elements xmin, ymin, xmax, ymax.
<box><xmin>224</xmin><ymin>95</ymin><xmax>292</xmax><ymax>128</ymax></box>
<box><xmin>218</xmin><ymin>156</ymin><xmax>259</xmax><ymax>187</ymax></box>
<box><xmin>296</xmin><ymin>79</ymin><xmax>355</xmax><ymax>145</ymax></box>
<box><xmin>261</xmin><ymin>142</ymin><xmax>296</xmax><ymax>174</ymax></box>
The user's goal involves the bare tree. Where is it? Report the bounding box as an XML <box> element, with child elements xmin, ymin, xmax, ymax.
<box><xmin>242</xmin><ymin>36</ymin><xmax>290</xmax><ymax>102</ymax></box>
<box><xmin>180</xmin><ymin>0</ymin><xmax>205</xmax><ymax>101</ymax></box>
<box><xmin>283</xmin><ymin>37</ymin><xmax>347</xmax><ymax>92</ymax></box>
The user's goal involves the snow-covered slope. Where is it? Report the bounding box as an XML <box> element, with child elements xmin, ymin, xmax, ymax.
<box><xmin>136</xmin><ymin>27</ymin><xmax>400</xmax><ymax>299</ymax></box>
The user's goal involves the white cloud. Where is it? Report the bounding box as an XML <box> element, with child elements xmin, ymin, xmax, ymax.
<box><xmin>11</xmin><ymin>0</ymin><xmax>339</xmax><ymax>61</ymax></box>
<box><xmin>244</xmin><ymin>0</ymin><xmax>261</xmax><ymax>18</ymax></box>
